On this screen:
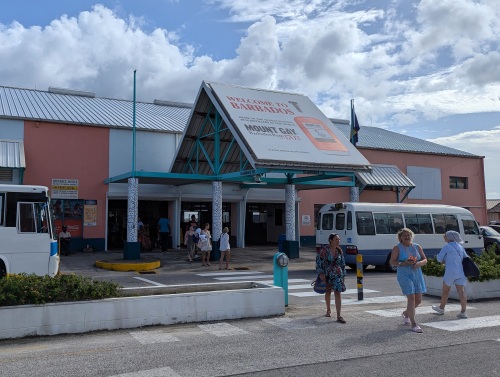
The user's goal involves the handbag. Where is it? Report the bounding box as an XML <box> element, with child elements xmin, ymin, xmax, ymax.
<box><xmin>462</xmin><ymin>256</ymin><xmax>480</xmax><ymax>278</ymax></box>
<box><xmin>311</xmin><ymin>274</ymin><xmax>327</xmax><ymax>294</ymax></box>
<box><xmin>451</xmin><ymin>244</ymin><xmax>480</xmax><ymax>278</ymax></box>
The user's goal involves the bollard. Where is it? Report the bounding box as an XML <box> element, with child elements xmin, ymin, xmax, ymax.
<box><xmin>356</xmin><ymin>254</ymin><xmax>363</xmax><ymax>300</ymax></box>
<box><xmin>273</xmin><ymin>252</ymin><xmax>289</xmax><ymax>306</ymax></box>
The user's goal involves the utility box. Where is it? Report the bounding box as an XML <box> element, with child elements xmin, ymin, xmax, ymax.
<box><xmin>283</xmin><ymin>240</ymin><xmax>299</xmax><ymax>259</ymax></box>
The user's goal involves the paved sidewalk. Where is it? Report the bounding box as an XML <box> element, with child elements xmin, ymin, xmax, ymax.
<box><xmin>59</xmin><ymin>246</ymin><xmax>318</xmax><ymax>279</ymax></box>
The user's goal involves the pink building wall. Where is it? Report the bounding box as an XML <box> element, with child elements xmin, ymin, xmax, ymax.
<box><xmin>298</xmin><ymin>149</ymin><xmax>487</xmax><ymax>238</ymax></box>
<box><xmin>23</xmin><ymin>121</ymin><xmax>110</xmax><ymax>239</ymax></box>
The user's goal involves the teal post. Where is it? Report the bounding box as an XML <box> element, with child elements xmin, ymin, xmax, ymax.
<box><xmin>273</xmin><ymin>252</ymin><xmax>289</xmax><ymax>306</ymax></box>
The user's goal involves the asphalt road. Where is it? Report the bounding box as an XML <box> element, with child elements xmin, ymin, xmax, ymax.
<box><xmin>1</xmin><ymin>248</ymin><xmax>499</xmax><ymax>376</ymax></box>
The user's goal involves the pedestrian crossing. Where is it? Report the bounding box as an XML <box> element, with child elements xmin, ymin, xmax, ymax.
<box><xmin>192</xmin><ymin>271</ymin><xmax>500</xmax><ymax>333</ymax></box>
<box><xmin>195</xmin><ymin>270</ymin><xmax>383</xmax><ymax>299</ymax></box>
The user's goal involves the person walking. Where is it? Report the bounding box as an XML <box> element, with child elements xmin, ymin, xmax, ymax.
<box><xmin>157</xmin><ymin>214</ymin><xmax>171</xmax><ymax>252</ymax></box>
<box><xmin>200</xmin><ymin>223</ymin><xmax>212</xmax><ymax>266</ymax></box>
<box><xmin>184</xmin><ymin>225</ymin><xmax>196</xmax><ymax>263</ymax></box>
<box><xmin>390</xmin><ymin>228</ymin><xmax>428</xmax><ymax>333</ymax></box>
<box><xmin>316</xmin><ymin>233</ymin><xmax>347</xmax><ymax>323</ymax></box>
<box><xmin>432</xmin><ymin>230</ymin><xmax>468</xmax><ymax>319</ymax></box>
<box><xmin>219</xmin><ymin>227</ymin><xmax>231</xmax><ymax>270</ymax></box>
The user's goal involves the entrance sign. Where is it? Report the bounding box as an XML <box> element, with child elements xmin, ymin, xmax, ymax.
<box><xmin>207</xmin><ymin>82</ymin><xmax>370</xmax><ymax>169</ymax></box>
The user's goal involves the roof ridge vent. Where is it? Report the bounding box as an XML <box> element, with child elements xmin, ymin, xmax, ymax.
<box><xmin>48</xmin><ymin>87</ymin><xmax>95</xmax><ymax>98</ymax></box>
<box><xmin>154</xmin><ymin>99</ymin><xmax>192</xmax><ymax>108</ymax></box>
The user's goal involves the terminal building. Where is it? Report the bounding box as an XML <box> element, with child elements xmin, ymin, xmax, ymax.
<box><xmin>0</xmin><ymin>82</ymin><xmax>487</xmax><ymax>252</ymax></box>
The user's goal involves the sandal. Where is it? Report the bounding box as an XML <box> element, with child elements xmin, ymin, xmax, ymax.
<box><xmin>336</xmin><ymin>317</ymin><xmax>346</xmax><ymax>324</ymax></box>
<box><xmin>325</xmin><ymin>311</ymin><xmax>331</xmax><ymax>317</ymax></box>
<box><xmin>402</xmin><ymin>313</ymin><xmax>410</xmax><ymax>326</ymax></box>
<box><xmin>207</xmin><ymin>263</ymin><xmax>211</xmax><ymax>266</ymax></box>
<box><xmin>411</xmin><ymin>325</ymin><xmax>423</xmax><ymax>333</ymax></box>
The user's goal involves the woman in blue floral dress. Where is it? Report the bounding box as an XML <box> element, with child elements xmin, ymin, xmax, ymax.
<box><xmin>316</xmin><ymin>233</ymin><xmax>347</xmax><ymax>323</ymax></box>
<box><xmin>390</xmin><ymin>228</ymin><xmax>428</xmax><ymax>333</ymax></box>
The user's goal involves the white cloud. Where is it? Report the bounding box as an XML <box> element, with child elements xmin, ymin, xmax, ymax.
<box><xmin>428</xmin><ymin>127</ymin><xmax>500</xmax><ymax>198</ymax></box>
<box><xmin>0</xmin><ymin>0</ymin><xmax>500</xmax><ymax>195</ymax></box>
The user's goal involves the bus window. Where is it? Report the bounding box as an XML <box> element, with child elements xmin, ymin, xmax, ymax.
<box><xmin>405</xmin><ymin>213</ymin><xmax>432</xmax><ymax>234</ymax></box>
<box><xmin>374</xmin><ymin>213</ymin><xmax>403</xmax><ymax>234</ymax></box>
<box><xmin>322</xmin><ymin>213</ymin><xmax>334</xmax><ymax>231</ymax></box>
<box><xmin>0</xmin><ymin>193</ymin><xmax>4</xmax><ymax>226</ymax></box>
<box><xmin>356</xmin><ymin>211</ymin><xmax>375</xmax><ymax>235</ymax></box>
<box><xmin>432</xmin><ymin>215</ymin><xmax>446</xmax><ymax>234</ymax></box>
<box><xmin>462</xmin><ymin>219</ymin><xmax>479</xmax><ymax>235</ymax></box>
<box><xmin>335</xmin><ymin>212</ymin><xmax>345</xmax><ymax>231</ymax></box>
<box><xmin>444</xmin><ymin>215</ymin><xmax>459</xmax><ymax>232</ymax></box>
<box><xmin>19</xmin><ymin>202</ymin><xmax>37</xmax><ymax>233</ymax></box>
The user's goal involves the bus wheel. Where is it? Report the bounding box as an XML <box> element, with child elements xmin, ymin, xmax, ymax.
<box><xmin>0</xmin><ymin>261</ymin><xmax>6</xmax><ymax>278</ymax></box>
<box><xmin>385</xmin><ymin>255</ymin><xmax>397</xmax><ymax>272</ymax></box>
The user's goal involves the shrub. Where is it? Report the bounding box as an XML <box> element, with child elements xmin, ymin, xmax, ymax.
<box><xmin>422</xmin><ymin>245</ymin><xmax>500</xmax><ymax>282</ymax></box>
<box><xmin>0</xmin><ymin>274</ymin><xmax>121</xmax><ymax>307</ymax></box>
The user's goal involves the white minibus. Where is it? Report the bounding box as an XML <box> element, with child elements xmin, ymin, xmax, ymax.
<box><xmin>0</xmin><ymin>184</ymin><xmax>59</xmax><ymax>277</ymax></box>
<box><xmin>316</xmin><ymin>202</ymin><xmax>483</xmax><ymax>271</ymax></box>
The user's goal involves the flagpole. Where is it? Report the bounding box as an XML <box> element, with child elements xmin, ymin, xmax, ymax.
<box><xmin>350</xmin><ymin>99</ymin><xmax>354</xmax><ymax>144</ymax></box>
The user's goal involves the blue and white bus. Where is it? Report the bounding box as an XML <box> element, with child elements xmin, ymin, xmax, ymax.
<box><xmin>0</xmin><ymin>184</ymin><xmax>59</xmax><ymax>277</ymax></box>
<box><xmin>316</xmin><ymin>202</ymin><xmax>483</xmax><ymax>271</ymax></box>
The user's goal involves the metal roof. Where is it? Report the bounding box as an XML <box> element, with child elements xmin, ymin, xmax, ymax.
<box><xmin>0</xmin><ymin>85</ymin><xmax>479</xmax><ymax>159</ymax></box>
<box><xmin>331</xmin><ymin>120</ymin><xmax>478</xmax><ymax>158</ymax></box>
<box><xmin>0</xmin><ymin>86</ymin><xmax>190</xmax><ymax>133</ymax></box>
<box><xmin>486</xmin><ymin>199</ymin><xmax>500</xmax><ymax>211</ymax></box>
<box><xmin>356</xmin><ymin>164</ymin><xmax>414</xmax><ymax>188</ymax></box>
<box><xmin>0</xmin><ymin>140</ymin><xmax>25</xmax><ymax>168</ymax></box>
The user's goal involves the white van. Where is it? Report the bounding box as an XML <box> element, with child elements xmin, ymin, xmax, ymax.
<box><xmin>316</xmin><ymin>202</ymin><xmax>483</xmax><ymax>271</ymax></box>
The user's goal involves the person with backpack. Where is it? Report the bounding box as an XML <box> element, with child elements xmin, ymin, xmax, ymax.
<box><xmin>219</xmin><ymin>227</ymin><xmax>231</xmax><ymax>270</ymax></box>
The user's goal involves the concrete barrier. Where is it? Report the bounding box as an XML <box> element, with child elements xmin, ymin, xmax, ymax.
<box><xmin>0</xmin><ymin>282</ymin><xmax>284</xmax><ymax>339</ymax></box>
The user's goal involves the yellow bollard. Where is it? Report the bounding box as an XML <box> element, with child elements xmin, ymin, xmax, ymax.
<box><xmin>356</xmin><ymin>254</ymin><xmax>363</xmax><ymax>300</ymax></box>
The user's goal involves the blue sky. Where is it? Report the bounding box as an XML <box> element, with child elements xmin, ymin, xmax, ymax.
<box><xmin>1</xmin><ymin>0</ymin><xmax>499</xmax><ymax>197</ymax></box>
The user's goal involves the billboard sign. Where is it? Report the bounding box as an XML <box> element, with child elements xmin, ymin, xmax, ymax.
<box><xmin>208</xmin><ymin>82</ymin><xmax>370</xmax><ymax>169</ymax></box>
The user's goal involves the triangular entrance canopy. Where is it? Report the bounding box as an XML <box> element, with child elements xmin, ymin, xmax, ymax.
<box><xmin>107</xmin><ymin>81</ymin><xmax>371</xmax><ymax>189</ymax></box>
<box><xmin>166</xmin><ymin>82</ymin><xmax>370</xmax><ymax>189</ymax></box>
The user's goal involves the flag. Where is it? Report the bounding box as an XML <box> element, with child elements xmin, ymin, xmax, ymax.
<box><xmin>350</xmin><ymin>100</ymin><xmax>360</xmax><ymax>146</ymax></box>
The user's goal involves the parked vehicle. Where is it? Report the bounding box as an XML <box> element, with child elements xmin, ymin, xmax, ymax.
<box><xmin>479</xmin><ymin>226</ymin><xmax>500</xmax><ymax>254</ymax></box>
<box><xmin>0</xmin><ymin>184</ymin><xmax>59</xmax><ymax>277</ymax></box>
<box><xmin>316</xmin><ymin>202</ymin><xmax>483</xmax><ymax>271</ymax></box>
<box><xmin>488</xmin><ymin>224</ymin><xmax>500</xmax><ymax>233</ymax></box>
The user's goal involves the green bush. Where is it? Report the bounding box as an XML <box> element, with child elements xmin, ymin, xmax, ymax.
<box><xmin>422</xmin><ymin>245</ymin><xmax>500</xmax><ymax>282</ymax></box>
<box><xmin>0</xmin><ymin>274</ymin><xmax>121</xmax><ymax>307</ymax></box>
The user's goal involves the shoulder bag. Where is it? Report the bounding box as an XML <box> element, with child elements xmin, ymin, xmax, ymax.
<box><xmin>311</xmin><ymin>274</ymin><xmax>327</xmax><ymax>294</ymax></box>
<box><xmin>462</xmin><ymin>256</ymin><xmax>480</xmax><ymax>278</ymax></box>
<box><xmin>451</xmin><ymin>244</ymin><xmax>480</xmax><ymax>278</ymax></box>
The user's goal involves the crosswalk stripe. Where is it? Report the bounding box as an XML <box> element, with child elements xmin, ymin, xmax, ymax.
<box><xmin>292</xmin><ymin>288</ymin><xmax>379</xmax><ymax>297</ymax></box>
<box><xmin>263</xmin><ymin>317</ymin><xmax>317</xmax><ymax>330</ymax></box>
<box><xmin>110</xmin><ymin>367</ymin><xmax>180</xmax><ymax>377</ymax></box>
<box><xmin>343</xmin><ymin>295</ymin><xmax>407</xmax><ymax>305</ymax></box>
<box><xmin>424</xmin><ymin>315</ymin><xmax>500</xmax><ymax>331</ymax></box>
<box><xmin>196</xmin><ymin>271</ymin><xmax>264</xmax><ymax>276</ymax></box>
<box><xmin>198</xmin><ymin>322</ymin><xmax>249</xmax><ymax>337</ymax></box>
<box><xmin>129</xmin><ymin>330</ymin><xmax>180</xmax><ymax>344</ymax></box>
<box><xmin>366</xmin><ymin>304</ymin><xmax>475</xmax><ymax>317</ymax></box>
<box><xmin>214</xmin><ymin>274</ymin><xmax>274</xmax><ymax>281</ymax></box>
<box><xmin>256</xmin><ymin>279</ymin><xmax>311</xmax><ymax>285</ymax></box>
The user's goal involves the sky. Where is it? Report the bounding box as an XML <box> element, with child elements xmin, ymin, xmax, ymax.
<box><xmin>1</xmin><ymin>0</ymin><xmax>499</xmax><ymax>197</ymax></box>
